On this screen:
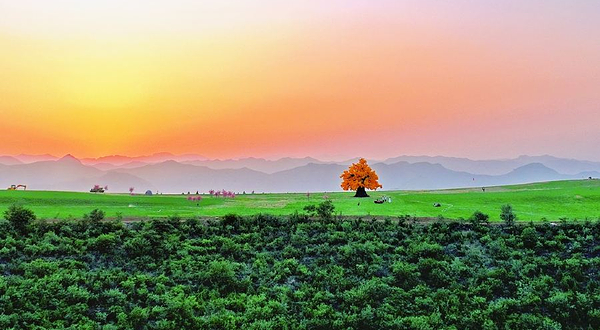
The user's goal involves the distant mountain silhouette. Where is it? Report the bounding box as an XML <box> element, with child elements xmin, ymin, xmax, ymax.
<box><xmin>512</xmin><ymin>155</ymin><xmax>600</xmax><ymax>175</ymax></box>
<box><xmin>382</xmin><ymin>155</ymin><xmax>600</xmax><ymax>176</ymax></box>
<box><xmin>373</xmin><ymin>162</ymin><xmax>580</xmax><ymax>190</ymax></box>
<box><xmin>80</xmin><ymin>152</ymin><xmax>208</xmax><ymax>165</ymax></box>
<box><xmin>1</xmin><ymin>154</ymin><xmax>598</xmax><ymax>193</ymax></box>
<box><xmin>90</xmin><ymin>161</ymin><xmax>149</xmax><ymax>171</ymax></box>
<box><xmin>267</xmin><ymin>163</ymin><xmax>346</xmax><ymax>192</ymax></box>
<box><xmin>7</xmin><ymin>152</ymin><xmax>600</xmax><ymax>175</ymax></box>
<box><xmin>59</xmin><ymin>172</ymin><xmax>156</xmax><ymax>193</ymax></box>
<box><xmin>112</xmin><ymin>161</ymin><xmax>270</xmax><ymax>193</ymax></box>
<box><xmin>182</xmin><ymin>157</ymin><xmax>326</xmax><ymax>174</ymax></box>
<box><xmin>13</xmin><ymin>154</ymin><xmax>58</xmax><ymax>163</ymax></box>
<box><xmin>372</xmin><ymin>162</ymin><xmax>477</xmax><ymax>190</ymax></box>
<box><xmin>0</xmin><ymin>156</ymin><xmax>102</xmax><ymax>190</ymax></box>
<box><xmin>116</xmin><ymin>161</ymin><xmax>595</xmax><ymax>193</ymax></box>
<box><xmin>58</xmin><ymin>154</ymin><xmax>82</xmax><ymax>164</ymax></box>
<box><xmin>502</xmin><ymin>163</ymin><xmax>561</xmax><ymax>182</ymax></box>
<box><xmin>0</xmin><ymin>156</ymin><xmax>22</xmax><ymax>165</ymax></box>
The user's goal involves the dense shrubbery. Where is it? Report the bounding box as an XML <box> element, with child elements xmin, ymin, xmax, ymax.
<box><xmin>1</xmin><ymin>206</ymin><xmax>599</xmax><ymax>329</ymax></box>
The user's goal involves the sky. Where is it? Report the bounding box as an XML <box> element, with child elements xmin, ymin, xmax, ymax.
<box><xmin>1</xmin><ymin>0</ymin><xmax>599</xmax><ymax>161</ymax></box>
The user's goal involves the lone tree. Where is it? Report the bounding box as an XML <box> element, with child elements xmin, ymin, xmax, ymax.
<box><xmin>340</xmin><ymin>158</ymin><xmax>382</xmax><ymax>197</ymax></box>
<box><xmin>500</xmin><ymin>204</ymin><xmax>516</xmax><ymax>226</ymax></box>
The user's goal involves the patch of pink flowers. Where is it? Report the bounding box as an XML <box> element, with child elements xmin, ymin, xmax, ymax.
<box><xmin>208</xmin><ymin>189</ymin><xmax>236</xmax><ymax>198</ymax></box>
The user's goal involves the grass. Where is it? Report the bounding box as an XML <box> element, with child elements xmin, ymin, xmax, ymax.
<box><xmin>0</xmin><ymin>180</ymin><xmax>599</xmax><ymax>221</ymax></box>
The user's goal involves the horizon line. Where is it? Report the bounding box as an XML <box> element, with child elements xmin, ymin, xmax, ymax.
<box><xmin>1</xmin><ymin>152</ymin><xmax>599</xmax><ymax>164</ymax></box>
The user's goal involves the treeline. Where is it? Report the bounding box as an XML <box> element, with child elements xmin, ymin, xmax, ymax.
<box><xmin>1</xmin><ymin>204</ymin><xmax>599</xmax><ymax>329</ymax></box>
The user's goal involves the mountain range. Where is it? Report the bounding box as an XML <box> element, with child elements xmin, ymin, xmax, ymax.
<box><xmin>0</xmin><ymin>153</ymin><xmax>598</xmax><ymax>193</ymax></box>
<box><xmin>382</xmin><ymin>155</ymin><xmax>600</xmax><ymax>175</ymax></box>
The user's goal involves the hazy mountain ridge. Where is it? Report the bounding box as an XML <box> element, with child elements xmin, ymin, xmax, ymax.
<box><xmin>1</xmin><ymin>154</ymin><xmax>598</xmax><ymax>193</ymax></box>
<box><xmin>382</xmin><ymin>155</ymin><xmax>600</xmax><ymax>175</ymax></box>
<box><xmin>0</xmin><ymin>155</ymin><xmax>102</xmax><ymax>190</ymax></box>
<box><xmin>10</xmin><ymin>154</ymin><xmax>58</xmax><ymax>163</ymax></box>
<box><xmin>90</xmin><ymin>161</ymin><xmax>150</xmax><ymax>171</ymax></box>
<box><xmin>5</xmin><ymin>153</ymin><xmax>600</xmax><ymax>176</ymax></box>
<box><xmin>181</xmin><ymin>157</ymin><xmax>326</xmax><ymax>174</ymax></box>
<box><xmin>80</xmin><ymin>152</ymin><xmax>209</xmax><ymax>166</ymax></box>
<box><xmin>0</xmin><ymin>156</ymin><xmax>22</xmax><ymax>166</ymax></box>
<box><xmin>110</xmin><ymin>161</ymin><xmax>271</xmax><ymax>193</ymax></box>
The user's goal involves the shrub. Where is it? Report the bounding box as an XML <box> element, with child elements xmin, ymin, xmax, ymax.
<box><xmin>303</xmin><ymin>200</ymin><xmax>335</xmax><ymax>220</ymax></box>
<box><xmin>4</xmin><ymin>204</ymin><xmax>36</xmax><ymax>233</ymax></box>
<box><xmin>521</xmin><ymin>227</ymin><xmax>538</xmax><ymax>248</ymax></box>
<box><xmin>222</xmin><ymin>214</ymin><xmax>240</xmax><ymax>227</ymax></box>
<box><xmin>93</xmin><ymin>233</ymin><xmax>118</xmax><ymax>253</ymax></box>
<box><xmin>84</xmin><ymin>209</ymin><xmax>105</xmax><ymax>223</ymax></box>
<box><xmin>469</xmin><ymin>211</ymin><xmax>489</xmax><ymax>226</ymax></box>
<box><xmin>150</xmin><ymin>216</ymin><xmax>180</xmax><ymax>233</ymax></box>
<box><xmin>500</xmin><ymin>204</ymin><xmax>516</xmax><ymax>226</ymax></box>
<box><xmin>391</xmin><ymin>261</ymin><xmax>420</xmax><ymax>288</ymax></box>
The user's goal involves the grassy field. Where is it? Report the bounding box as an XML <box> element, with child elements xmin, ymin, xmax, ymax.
<box><xmin>0</xmin><ymin>179</ymin><xmax>599</xmax><ymax>221</ymax></box>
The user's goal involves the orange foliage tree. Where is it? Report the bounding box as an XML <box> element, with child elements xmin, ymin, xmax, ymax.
<box><xmin>340</xmin><ymin>158</ymin><xmax>382</xmax><ymax>197</ymax></box>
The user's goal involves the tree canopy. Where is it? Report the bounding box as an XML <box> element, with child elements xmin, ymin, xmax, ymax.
<box><xmin>340</xmin><ymin>158</ymin><xmax>382</xmax><ymax>197</ymax></box>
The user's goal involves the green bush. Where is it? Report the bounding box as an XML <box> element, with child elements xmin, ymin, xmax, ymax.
<box><xmin>92</xmin><ymin>233</ymin><xmax>118</xmax><ymax>253</ymax></box>
<box><xmin>222</xmin><ymin>213</ymin><xmax>240</xmax><ymax>227</ymax></box>
<box><xmin>521</xmin><ymin>227</ymin><xmax>539</xmax><ymax>248</ymax></box>
<box><xmin>4</xmin><ymin>204</ymin><xmax>36</xmax><ymax>233</ymax></box>
<box><xmin>303</xmin><ymin>200</ymin><xmax>335</xmax><ymax>220</ymax></box>
<box><xmin>84</xmin><ymin>209</ymin><xmax>105</xmax><ymax>223</ymax></box>
<box><xmin>469</xmin><ymin>210</ymin><xmax>489</xmax><ymax>226</ymax></box>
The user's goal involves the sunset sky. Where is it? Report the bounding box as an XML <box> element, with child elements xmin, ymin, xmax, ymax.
<box><xmin>1</xmin><ymin>1</ymin><xmax>599</xmax><ymax>161</ymax></box>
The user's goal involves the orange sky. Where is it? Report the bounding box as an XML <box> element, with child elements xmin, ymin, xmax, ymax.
<box><xmin>1</xmin><ymin>1</ymin><xmax>599</xmax><ymax>160</ymax></box>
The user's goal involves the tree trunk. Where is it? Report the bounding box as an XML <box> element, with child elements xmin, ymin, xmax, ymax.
<box><xmin>354</xmin><ymin>186</ymin><xmax>369</xmax><ymax>198</ymax></box>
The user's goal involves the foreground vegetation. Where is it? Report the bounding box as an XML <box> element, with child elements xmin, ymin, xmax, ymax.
<box><xmin>1</xmin><ymin>205</ymin><xmax>599</xmax><ymax>329</ymax></box>
<box><xmin>1</xmin><ymin>180</ymin><xmax>599</xmax><ymax>221</ymax></box>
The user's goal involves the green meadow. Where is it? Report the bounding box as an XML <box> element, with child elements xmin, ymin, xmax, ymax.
<box><xmin>1</xmin><ymin>180</ymin><xmax>599</xmax><ymax>221</ymax></box>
